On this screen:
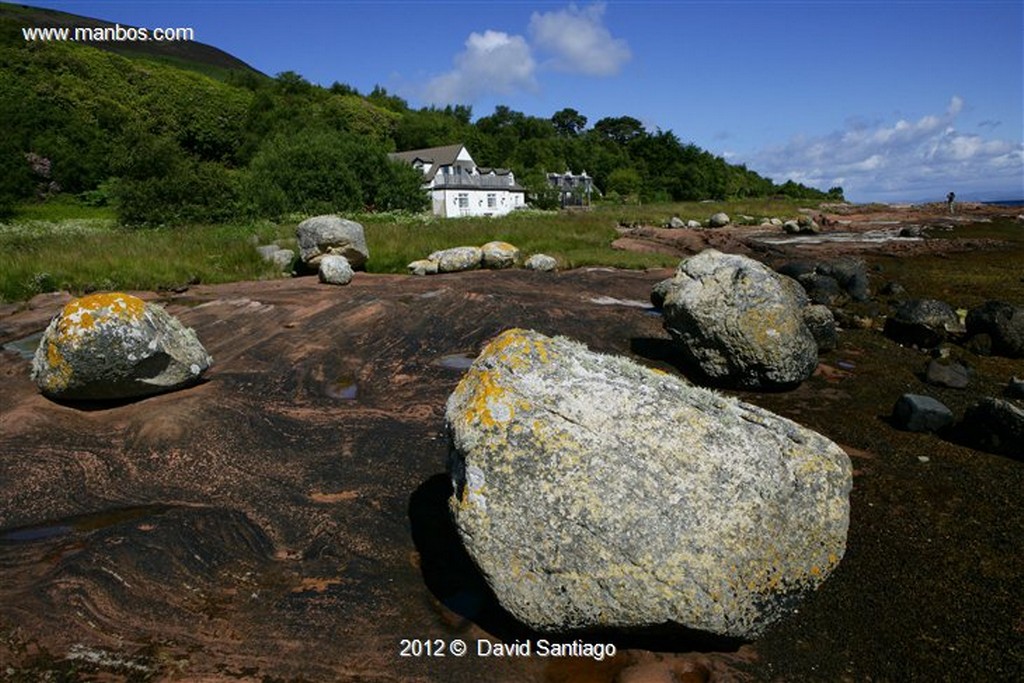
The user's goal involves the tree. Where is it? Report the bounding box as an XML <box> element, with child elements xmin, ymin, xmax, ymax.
<box><xmin>593</xmin><ymin>116</ymin><xmax>645</xmax><ymax>146</ymax></box>
<box><xmin>551</xmin><ymin>108</ymin><xmax>587</xmax><ymax>137</ymax></box>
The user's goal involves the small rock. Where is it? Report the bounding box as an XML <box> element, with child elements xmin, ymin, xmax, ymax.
<box><xmin>899</xmin><ymin>225</ymin><xmax>924</xmax><ymax>238</ymax></box>
<box><xmin>881</xmin><ymin>281</ymin><xmax>906</xmax><ymax>296</ymax></box>
<box><xmin>524</xmin><ymin>254</ymin><xmax>558</xmax><ymax>272</ymax></box>
<box><xmin>686</xmin><ymin>219</ymin><xmax>702</xmax><ymax>229</ymax></box>
<box><xmin>428</xmin><ymin>246</ymin><xmax>483</xmax><ymax>273</ymax></box>
<box><xmin>892</xmin><ymin>394</ymin><xmax>954</xmax><ymax>433</ymax></box>
<box><xmin>960</xmin><ymin>398</ymin><xmax>1024</xmax><ymax>459</ymax></box>
<box><xmin>884</xmin><ymin>299</ymin><xmax>963</xmax><ymax>348</ymax></box>
<box><xmin>650</xmin><ymin>277</ymin><xmax>674</xmax><ymax>309</ymax></box>
<box><xmin>708</xmin><ymin>212</ymin><xmax>730</xmax><ymax>228</ymax></box>
<box><xmin>269</xmin><ymin>249</ymin><xmax>294</xmax><ymax>271</ymax></box>
<box><xmin>803</xmin><ymin>304</ymin><xmax>838</xmax><ymax>352</ymax></box>
<box><xmin>480</xmin><ymin>241</ymin><xmax>520</xmax><ymax>269</ymax></box>
<box><xmin>668</xmin><ymin>216</ymin><xmax>685</xmax><ymax>229</ymax></box>
<box><xmin>965</xmin><ymin>301</ymin><xmax>1024</xmax><ymax>358</ymax></box>
<box><xmin>924</xmin><ymin>359</ymin><xmax>970</xmax><ymax>389</ymax></box>
<box><xmin>407</xmin><ymin>259</ymin><xmax>438</xmax><ymax>276</ymax></box>
<box><xmin>1007</xmin><ymin>377</ymin><xmax>1024</xmax><ymax>399</ymax></box>
<box><xmin>256</xmin><ymin>244</ymin><xmax>280</xmax><ymax>260</ymax></box>
<box><xmin>318</xmin><ymin>254</ymin><xmax>354</xmax><ymax>285</ymax></box>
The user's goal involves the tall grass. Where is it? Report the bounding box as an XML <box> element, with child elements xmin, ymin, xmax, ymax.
<box><xmin>1</xmin><ymin>198</ymin><xmax>824</xmax><ymax>303</ymax></box>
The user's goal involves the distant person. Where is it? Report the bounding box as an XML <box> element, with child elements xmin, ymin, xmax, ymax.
<box><xmin>946</xmin><ymin>191</ymin><xmax>956</xmax><ymax>214</ymax></box>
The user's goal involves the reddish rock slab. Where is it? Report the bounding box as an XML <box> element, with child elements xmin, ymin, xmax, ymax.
<box><xmin>2</xmin><ymin>265</ymin><xmax>1022</xmax><ymax>681</ymax></box>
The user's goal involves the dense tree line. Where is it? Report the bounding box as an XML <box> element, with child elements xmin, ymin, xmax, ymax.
<box><xmin>0</xmin><ymin>26</ymin><xmax>840</xmax><ymax>223</ymax></box>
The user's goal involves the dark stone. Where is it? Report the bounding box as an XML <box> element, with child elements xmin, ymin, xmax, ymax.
<box><xmin>924</xmin><ymin>359</ymin><xmax>970</xmax><ymax>389</ymax></box>
<box><xmin>884</xmin><ymin>299</ymin><xmax>962</xmax><ymax>348</ymax></box>
<box><xmin>960</xmin><ymin>398</ymin><xmax>1024</xmax><ymax>459</ymax></box>
<box><xmin>803</xmin><ymin>304</ymin><xmax>838</xmax><ymax>352</ymax></box>
<box><xmin>892</xmin><ymin>394</ymin><xmax>954</xmax><ymax>433</ymax></box>
<box><xmin>881</xmin><ymin>281</ymin><xmax>906</xmax><ymax>296</ymax></box>
<box><xmin>1007</xmin><ymin>377</ymin><xmax>1024</xmax><ymax>399</ymax></box>
<box><xmin>965</xmin><ymin>301</ymin><xmax>1024</xmax><ymax>358</ymax></box>
<box><xmin>818</xmin><ymin>259</ymin><xmax>870</xmax><ymax>302</ymax></box>
<box><xmin>798</xmin><ymin>273</ymin><xmax>843</xmax><ymax>306</ymax></box>
<box><xmin>776</xmin><ymin>261</ymin><xmax>817</xmax><ymax>280</ymax></box>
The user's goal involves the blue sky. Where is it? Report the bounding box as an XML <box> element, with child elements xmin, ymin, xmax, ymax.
<box><xmin>18</xmin><ymin>0</ymin><xmax>1024</xmax><ymax>203</ymax></box>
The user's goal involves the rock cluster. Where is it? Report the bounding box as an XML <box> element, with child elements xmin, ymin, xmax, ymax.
<box><xmin>296</xmin><ymin>215</ymin><xmax>369</xmax><ymax>270</ymax></box>
<box><xmin>657</xmin><ymin>250</ymin><xmax>820</xmax><ymax>388</ymax></box>
<box><xmin>406</xmin><ymin>242</ymin><xmax>555</xmax><ymax>274</ymax></box>
<box><xmin>884</xmin><ymin>299</ymin><xmax>964</xmax><ymax>348</ymax></box>
<box><xmin>31</xmin><ymin>292</ymin><xmax>212</xmax><ymax>400</ymax></box>
<box><xmin>446</xmin><ymin>328</ymin><xmax>852</xmax><ymax>639</ymax></box>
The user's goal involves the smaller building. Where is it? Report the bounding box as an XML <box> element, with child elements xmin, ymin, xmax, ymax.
<box><xmin>388</xmin><ymin>143</ymin><xmax>526</xmax><ymax>218</ymax></box>
<box><xmin>547</xmin><ymin>170</ymin><xmax>595</xmax><ymax>208</ymax></box>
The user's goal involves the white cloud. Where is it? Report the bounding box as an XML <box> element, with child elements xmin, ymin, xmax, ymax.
<box><xmin>746</xmin><ymin>97</ymin><xmax>1024</xmax><ymax>201</ymax></box>
<box><xmin>528</xmin><ymin>2</ymin><xmax>630</xmax><ymax>76</ymax></box>
<box><xmin>422</xmin><ymin>30</ymin><xmax>537</xmax><ymax>105</ymax></box>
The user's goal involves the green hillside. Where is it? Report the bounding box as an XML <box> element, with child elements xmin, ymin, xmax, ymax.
<box><xmin>0</xmin><ymin>2</ymin><xmax>264</xmax><ymax>80</ymax></box>
<box><xmin>0</xmin><ymin>2</ymin><xmax>840</xmax><ymax>224</ymax></box>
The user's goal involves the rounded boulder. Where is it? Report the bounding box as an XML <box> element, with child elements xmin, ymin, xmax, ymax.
<box><xmin>661</xmin><ymin>249</ymin><xmax>818</xmax><ymax>388</ymax></box>
<box><xmin>446</xmin><ymin>328</ymin><xmax>852</xmax><ymax>639</ymax></box>
<box><xmin>31</xmin><ymin>292</ymin><xmax>212</xmax><ymax>400</ymax></box>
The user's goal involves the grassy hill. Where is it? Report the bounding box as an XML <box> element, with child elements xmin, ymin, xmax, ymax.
<box><xmin>0</xmin><ymin>2</ymin><xmax>265</xmax><ymax>81</ymax></box>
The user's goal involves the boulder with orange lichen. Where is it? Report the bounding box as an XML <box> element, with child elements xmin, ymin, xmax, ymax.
<box><xmin>445</xmin><ymin>328</ymin><xmax>852</xmax><ymax>639</ymax></box>
<box><xmin>30</xmin><ymin>292</ymin><xmax>212</xmax><ymax>400</ymax></box>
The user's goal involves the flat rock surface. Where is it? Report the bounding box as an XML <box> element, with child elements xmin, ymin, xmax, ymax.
<box><xmin>1</xmin><ymin>264</ymin><xmax>1022</xmax><ymax>681</ymax></box>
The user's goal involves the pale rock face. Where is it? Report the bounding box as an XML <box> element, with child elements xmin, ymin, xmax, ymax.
<box><xmin>31</xmin><ymin>292</ymin><xmax>212</xmax><ymax>400</ymax></box>
<box><xmin>296</xmin><ymin>215</ymin><xmax>369</xmax><ymax>269</ymax></box>
<box><xmin>445</xmin><ymin>328</ymin><xmax>852</xmax><ymax>639</ymax></box>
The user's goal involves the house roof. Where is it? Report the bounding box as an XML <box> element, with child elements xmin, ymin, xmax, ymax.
<box><xmin>388</xmin><ymin>143</ymin><xmax>468</xmax><ymax>182</ymax></box>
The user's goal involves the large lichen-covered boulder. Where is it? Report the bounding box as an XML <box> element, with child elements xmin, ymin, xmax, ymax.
<box><xmin>661</xmin><ymin>250</ymin><xmax>818</xmax><ymax>388</ymax></box>
<box><xmin>445</xmin><ymin>328</ymin><xmax>852</xmax><ymax>639</ymax></box>
<box><xmin>296</xmin><ymin>215</ymin><xmax>369</xmax><ymax>270</ymax></box>
<box><xmin>31</xmin><ymin>293</ymin><xmax>212</xmax><ymax>400</ymax></box>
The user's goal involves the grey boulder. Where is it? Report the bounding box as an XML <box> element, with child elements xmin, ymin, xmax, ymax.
<box><xmin>429</xmin><ymin>246</ymin><xmax>482</xmax><ymax>273</ymax></box>
<box><xmin>661</xmin><ymin>249</ymin><xmax>819</xmax><ymax>388</ymax></box>
<box><xmin>31</xmin><ymin>292</ymin><xmax>212</xmax><ymax>400</ymax></box>
<box><xmin>446</xmin><ymin>328</ymin><xmax>852</xmax><ymax>639</ymax></box>
<box><xmin>318</xmin><ymin>254</ymin><xmax>354</xmax><ymax>285</ymax></box>
<box><xmin>708</xmin><ymin>212</ymin><xmax>730</xmax><ymax>228</ymax></box>
<box><xmin>296</xmin><ymin>215</ymin><xmax>369</xmax><ymax>270</ymax></box>
<box><xmin>960</xmin><ymin>398</ymin><xmax>1024</xmax><ymax>459</ymax></box>
<box><xmin>524</xmin><ymin>254</ymin><xmax>558</xmax><ymax>272</ymax></box>
<box><xmin>892</xmin><ymin>394</ymin><xmax>954</xmax><ymax>433</ymax></box>
<box><xmin>480</xmin><ymin>241</ymin><xmax>520</xmax><ymax>269</ymax></box>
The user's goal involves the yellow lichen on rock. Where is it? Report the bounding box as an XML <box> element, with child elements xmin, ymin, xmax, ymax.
<box><xmin>56</xmin><ymin>293</ymin><xmax>146</xmax><ymax>344</ymax></box>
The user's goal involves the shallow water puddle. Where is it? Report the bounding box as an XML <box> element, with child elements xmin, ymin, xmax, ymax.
<box><xmin>1</xmin><ymin>330</ymin><xmax>43</xmax><ymax>360</ymax></box>
<box><xmin>325</xmin><ymin>377</ymin><xmax>358</xmax><ymax>400</ymax></box>
<box><xmin>751</xmin><ymin>228</ymin><xmax>923</xmax><ymax>246</ymax></box>
<box><xmin>0</xmin><ymin>505</ymin><xmax>171</xmax><ymax>544</ymax></box>
<box><xmin>435</xmin><ymin>353</ymin><xmax>476</xmax><ymax>370</ymax></box>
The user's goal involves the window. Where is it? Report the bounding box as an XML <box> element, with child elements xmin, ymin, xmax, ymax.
<box><xmin>457</xmin><ymin>193</ymin><xmax>469</xmax><ymax>208</ymax></box>
<box><xmin>487</xmin><ymin>193</ymin><xmax>496</xmax><ymax>208</ymax></box>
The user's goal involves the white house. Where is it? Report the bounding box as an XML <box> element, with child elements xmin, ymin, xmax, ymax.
<box><xmin>388</xmin><ymin>143</ymin><xmax>526</xmax><ymax>218</ymax></box>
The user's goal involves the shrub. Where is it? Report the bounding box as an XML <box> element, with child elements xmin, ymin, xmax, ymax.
<box><xmin>0</xmin><ymin>140</ymin><xmax>33</xmax><ymax>219</ymax></box>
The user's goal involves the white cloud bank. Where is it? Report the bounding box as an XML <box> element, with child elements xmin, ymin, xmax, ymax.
<box><xmin>528</xmin><ymin>2</ymin><xmax>631</xmax><ymax>76</ymax></box>
<box><xmin>423</xmin><ymin>30</ymin><xmax>537</xmax><ymax>104</ymax></box>
<box><xmin>421</xmin><ymin>2</ymin><xmax>629</xmax><ymax>105</ymax></box>
<box><xmin>746</xmin><ymin>97</ymin><xmax>1024</xmax><ymax>202</ymax></box>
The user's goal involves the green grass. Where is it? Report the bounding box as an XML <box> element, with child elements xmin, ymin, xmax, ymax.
<box><xmin>0</xmin><ymin>198</ymin><xmax>827</xmax><ymax>304</ymax></box>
